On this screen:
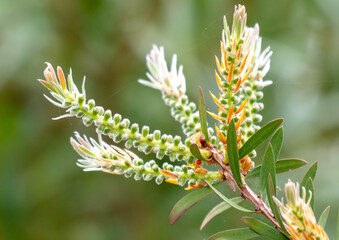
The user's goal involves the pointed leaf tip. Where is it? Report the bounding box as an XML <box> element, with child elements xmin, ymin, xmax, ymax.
<box><xmin>206</xmin><ymin>181</ymin><xmax>253</xmax><ymax>213</ymax></box>
<box><xmin>208</xmin><ymin>228</ymin><xmax>259</xmax><ymax>240</ymax></box>
<box><xmin>169</xmin><ymin>184</ymin><xmax>217</xmax><ymax>225</ymax></box>
<box><xmin>242</xmin><ymin>217</ymin><xmax>289</xmax><ymax>240</ymax></box>
<box><xmin>239</xmin><ymin>118</ymin><xmax>283</xmax><ymax>159</ymax></box>
<box><xmin>318</xmin><ymin>206</ymin><xmax>331</xmax><ymax>228</ymax></box>
<box><xmin>227</xmin><ymin>119</ymin><xmax>243</xmax><ymax>187</ymax></box>
<box><xmin>200</xmin><ymin>197</ymin><xmax>243</xmax><ymax>230</ymax></box>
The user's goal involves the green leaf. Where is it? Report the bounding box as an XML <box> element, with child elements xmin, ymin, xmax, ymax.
<box><xmin>239</xmin><ymin>118</ymin><xmax>283</xmax><ymax>159</ymax></box>
<box><xmin>337</xmin><ymin>211</ymin><xmax>339</xmax><ymax>240</ymax></box>
<box><xmin>259</xmin><ymin>143</ymin><xmax>276</xmax><ymax>195</ymax></box>
<box><xmin>246</xmin><ymin>158</ymin><xmax>307</xmax><ymax>179</ymax></box>
<box><xmin>266</xmin><ymin>174</ymin><xmax>289</xmax><ymax>235</ymax></box>
<box><xmin>200</xmin><ymin>197</ymin><xmax>244</xmax><ymax>230</ymax></box>
<box><xmin>198</xmin><ymin>86</ymin><xmax>210</xmax><ymax>144</ymax></box>
<box><xmin>305</xmin><ymin>177</ymin><xmax>315</xmax><ymax>210</ymax></box>
<box><xmin>208</xmin><ymin>228</ymin><xmax>259</xmax><ymax>240</ymax></box>
<box><xmin>270</xmin><ymin>127</ymin><xmax>284</xmax><ymax>161</ymax></box>
<box><xmin>227</xmin><ymin>119</ymin><xmax>242</xmax><ymax>187</ymax></box>
<box><xmin>169</xmin><ymin>184</ymin><xmax>217</xmax><ymax>224</ymax></box>
<box><xmin>318</xmin><ymin>206</ymin><xmax>331</xmax><ymax>228</ymax></box>
<box><xmin>206</xmin><ymin>181</ymin><xmax>254</xmax><ymax>213</ymax></box>
<box><xmin>300</xmin><ymin>161</ymin><xmax>318</xmax><ymax>191</ymax></box>
<box><xmin>242</xmin><ymin>217</ymin><xmax>289</xmax><ymax>240</ymax></box>
<box><xmin>190</xmin><ymin>143</ymin><xmax>207</xmax><ymax>161</ymax></box>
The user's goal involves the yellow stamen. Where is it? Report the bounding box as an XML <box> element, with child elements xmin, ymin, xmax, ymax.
<box><xmin>165</xmin><ymin>179</ymin><xmax>179</xmax><ymax>185</ymax></box>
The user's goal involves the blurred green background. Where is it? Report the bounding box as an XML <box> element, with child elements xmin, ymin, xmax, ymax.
<box><xmin>1</xmin><ymin>0</ymin><xmax>339</xmax><ymax>239</ymax></box>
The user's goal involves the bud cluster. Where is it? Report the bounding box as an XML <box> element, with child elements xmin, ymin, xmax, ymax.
<box><xmin>139</xmin><ymin>45</ymin><xmax>201</xmax><ymax>137</ymax></box>
<box><xmin>273</xmin><ymin>180</ymin><xmax>329</xmax><ymax>240</ymax></box>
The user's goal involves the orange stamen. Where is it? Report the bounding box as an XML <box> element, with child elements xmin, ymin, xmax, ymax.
<box><xmin>235</xmin><ymin>98</ymin><xmax>248</xmax><ymax>114</ymax></box>
<box><xmin>210</xmin><ymin>91</ymin><xmax>224</xmax><ymax>108</ymax></box>
<box><xmin>185</xmin><ymin>182</ymin><xmax>206</xmax><ymax>190</ymax></box>
<box><xmin>232</xmin><ymin>78</ymin><xmax>242</xmax><ymax>93</ymax></box>
<box><xmin>187</xmin><ymin>163</ymin><xmax>200</xmax><ymax>169</ymax></box>
<box><xmin>237</xmin><ymin>133</ymin><xmax>242</xmax><ymax>143</ymax></box>
<box><xmin>194</xmin><ymin>168</ymin><xmax>208</xmax><ymax>174</ymax></box>
<box><xmin>57</xmin><ymin>66</ymin><xmax>66</xmax><ymax>91</ymax></box>
<box><xmin>236</xmin><ymin>108</ymin><xmax>246</xmax><ymax>130</ymax></box>
<box><xmin>195</xmin><ymin>160</ymin><xmax>203</xmax><ymax>165</ymax></box>
<box><xmin>236</xmin><ymin>44</ymin><xmax>242</xmax><ymax>62</ymax></box>
<box><xmin>214</xmin><ymin>70</ymin><xmax>225</xmax><ymax>92</ymax></box>
<box><xmin>239</xmin><ymin>50</ymin><xmax>250</xmax><ymax>73</ymax></box>
<box><xmin>215</xmin><ymin>124</ymin><xmax>227</xmax><ymax>144</ymax></box>
<box><xmin>240</xmin><ymin>67</ymin><xmax>253</xmax><ymax>84</ymax></box>
<box><xmin>160</xmin><ymin>170</ymin><xmax>179</xmax><ymax>179</ymax></box>
<box><xmin>207</xmin><ymin>111</ymin><xmax>225</xmax><ymax>121</ymax></box>
<box><xmin>227</xmin><ymin>105</ymin><xmax>234</xmax><ymax>124</ymax></box>
<box><xmin>228</xmin><ymin>64</ymin><xmax>234</xmax><ymax>83</ymax></box>
<box><xmin>221</xmin><ymin>41</ymin><xmax>229</xmax><ymax>72</ymax></box>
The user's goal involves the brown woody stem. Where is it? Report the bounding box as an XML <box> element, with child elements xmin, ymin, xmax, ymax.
<box><xmin>212</xmin><ymin>150</ymin><xmax>284</xmax><ymax>234</ymax></box>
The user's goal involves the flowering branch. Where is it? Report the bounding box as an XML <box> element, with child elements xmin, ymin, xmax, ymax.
<box><xmin>38</xmin><ymin>4</ymin><xmax>333</xmax><ymax>240</ymax></box>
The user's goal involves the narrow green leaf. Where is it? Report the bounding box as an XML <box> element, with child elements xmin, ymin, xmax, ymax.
<box><xmin>300</xmin><ymin>161</ymin><xmax>318</xmax><ymax>191</ymax></box>
<box><xmin>227</xmin><ymin>119</ymin><xmax>242</xmax><ymax>187</ymax></box>
<box><xmin>190</xmin><ymin>143</ymin><xmax>207</xmax><ymax>161</ymax></box>
<box><xmin>270</xmin><ymin>127</ymin><xmax>284</xmax><ymax>161</ymax></box>
<box><xmin>239</xmin><ymin>118</ymin><xmax>283</xmax><ymax>159</ymax></box>
<box><xmin>260</xmin><ymin>143</ymin><xmax>276</xmax><ymax>195</ymax></box>
<box><xmin>305</xmin><ymin>177</ymin><xmax>315</xmax><ymax>210</ymax></box>
<box><xmin>246</xmin><ymin>158</ymin><xmax>307</xmax><ymax>179</ymax></box>
<box><xmin>242</xmin><ymin>217</ymin><xmax>289</xmax><ymax>240</ymax></box>
<box><xmin>206</xmin><ymin>181</ymin><xmax>254</xmax><ymax>213</ymax></box>
<box><xmin>208</xmin><ymin>228</ymin><xmax>259</xmax><ymax>240</ymax></box>
<box><xmin>266</xmin><ymin>174</ymin><xmax>289</xmax><ymax>235</ymax></box>
<box><xmin>200</xmin><ymin>197</ymin><xmax>244</xmax><ymax>230</ymax></box>
<box><xmin>198</xmin><ymin>86</ymin><xmax>210</xmax><ymax>144</ymax></box>
<box><xmin>337</xmin><ymin>211</ymin><xmax>339</xmax><ymax>240</ymax></box>
<box><xmin>318</xmin><ymin>206</ymin><xmax>331</xmax><ymax>228</ymax></box>
<box><xmin>169</xmin><ymin>184</ymin><xmax>217</xmax><ymax>224</ymax></box>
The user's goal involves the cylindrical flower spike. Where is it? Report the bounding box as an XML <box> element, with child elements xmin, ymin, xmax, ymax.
<box><xmin>39</xmin><ymin>63</ymin><xmax>195</xmax><ymax>163</ymax></box>
<box><xmin>209</xmin><ymin>5</ymin><xmax>273</xmax><ymax>173</ymax></box>
<box><xmin>138</xmin><ymin>45</ymin><xmax>186</xmax><ymax>98</ymax></box>
<box><xmin>139</xmin><ymin>45</ymin><xmax>201</xmax><ymax>137</ymax></box>
<box><xmin>71</xmin><ymin>132</ymin><xmax>223</xmax><ymax>188</ymax></box>
<box><xmin>273</xmin><ymin>180</ymin><xmax>329</xmax><ymax>240</ymax></box>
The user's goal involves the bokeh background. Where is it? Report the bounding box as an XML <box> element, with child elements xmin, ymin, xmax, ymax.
<box><xmin>1</xmin><ymin>0</ymin><xmax>339</xmax><ymax>239</ymax></box>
